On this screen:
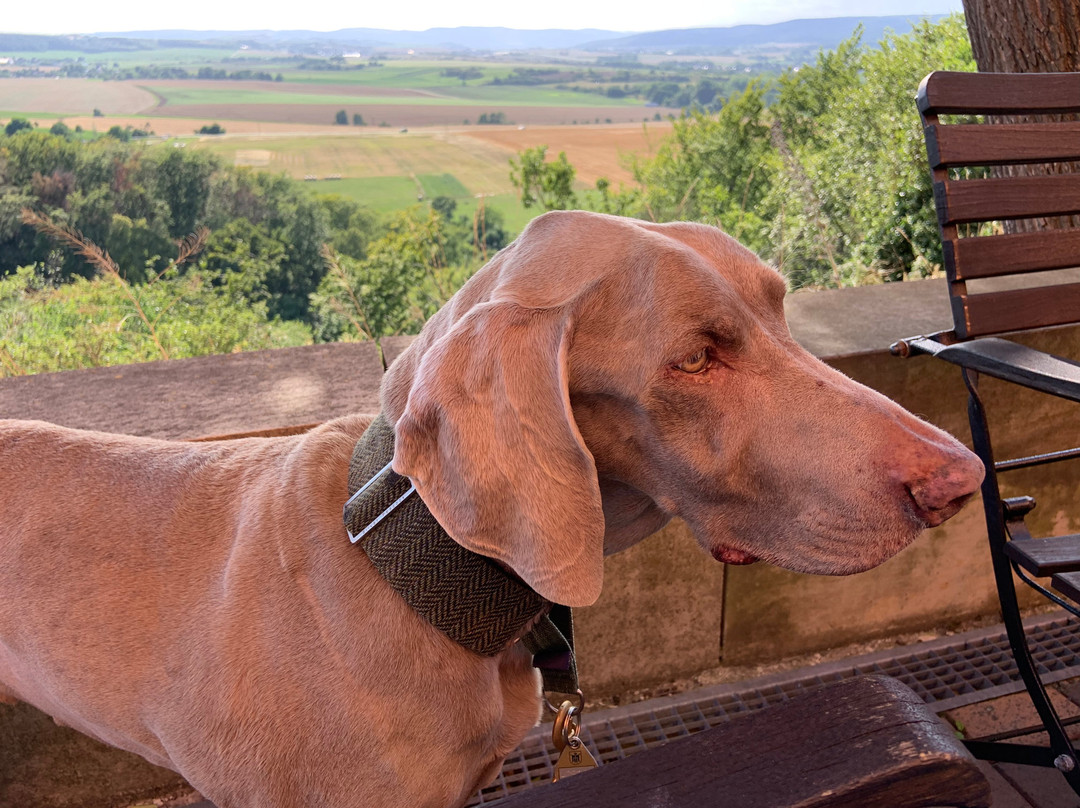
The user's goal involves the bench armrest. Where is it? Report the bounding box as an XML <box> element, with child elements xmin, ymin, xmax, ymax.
<box><xmin>893</xmin><ymin>335</ymin><xmax>1080</xmax><ymax>402</ymax></box>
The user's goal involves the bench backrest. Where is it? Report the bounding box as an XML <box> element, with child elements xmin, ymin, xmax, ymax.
<box><xmin>918</xmin><ymin>70</ymin><xmax>1080</xmax><ymax>339</ymax></box>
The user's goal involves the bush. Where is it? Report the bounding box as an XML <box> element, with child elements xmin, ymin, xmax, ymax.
<box><xmin>0</xmin><ymin>264</ymin><xmax>309</xmax><ymax>376</ymax></box>
<box><xmin>4</xmin><ymin>118</ymin><xmax>32</xmax><ymax>137</ymax></box>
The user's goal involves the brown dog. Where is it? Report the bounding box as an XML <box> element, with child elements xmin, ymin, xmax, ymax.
<box><xmin>0</xmin><ymin>211</ymin><xmax>983</xmax><ymax>807</ymax></box>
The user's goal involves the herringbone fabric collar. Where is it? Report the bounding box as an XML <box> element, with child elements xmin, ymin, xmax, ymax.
<box><xmin>343</xmin><ymin>414</ymin><xmax>578</xmax><ymax>693</ymax></box>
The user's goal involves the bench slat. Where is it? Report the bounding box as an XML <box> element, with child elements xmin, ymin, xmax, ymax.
<box><xmin>1004</xmin><ymin>535</ymin><xmax>1080</xmax><ymax>577</ymax></box>
<box><xmin>961</xmin><ymin>282</ymin><xmax>1080</xmax><ymax>337</ymax></box>
<box><xmin>919</xmin><ymin>71</ymin><xmax>1080</xmax><ymax>116</ymax></box>
<box><xmin>934</xmin><ymin>174</ymin><xmax>1080</xmax><ymax>226</ymax></box>
<box><xmin>945</xmin><ymin>229</ymin><xmax>1080</xmax><ymax>280</ymax></box>
<box><xmin>927</xmin><ymin>122</ymin><xmax>1080</xmax><ymax>169</ymax></box>
<box><xmin>1052</xmin><ymin>571</ymin><xmax>1080</xmax><ymax>603</ymax></box>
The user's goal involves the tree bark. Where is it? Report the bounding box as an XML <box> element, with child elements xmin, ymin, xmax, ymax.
<box><xmin>961</xmin><ymin>0</ymin><xmax>1080</xmax><ymax>230</ymax></box>
<box><xmin>962</xmin><ymin>0</ymin><xmax>1080</xmax><ymax>72</ymax></box>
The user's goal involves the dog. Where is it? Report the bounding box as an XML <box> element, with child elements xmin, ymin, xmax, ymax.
<box><xmin>0</xmin><ymin>211</ymin><xmax>984</xmax><ymax>807</ymax></box>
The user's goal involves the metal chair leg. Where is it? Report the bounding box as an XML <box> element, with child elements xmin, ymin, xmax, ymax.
<box><xmin>962</xmin><ymin>369</ymin><xmax>1080</xmax><ymax>794</ymax></box>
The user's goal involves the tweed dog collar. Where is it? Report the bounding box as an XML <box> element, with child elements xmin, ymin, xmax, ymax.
<box><xmin>343</xmin><ymin>414</ymin><xmax>578</xmax><ymax>693</ymax></box>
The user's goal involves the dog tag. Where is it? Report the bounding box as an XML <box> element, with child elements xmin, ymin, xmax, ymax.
<box><xmin>551</xmin><ymin>698</ymin><xmax>597</xmax><ymax>782</ymax></box>
<box><xmin>553</xmin><ymin>737</ymin><xmax>597</xmax><ymax>781</ymax></box>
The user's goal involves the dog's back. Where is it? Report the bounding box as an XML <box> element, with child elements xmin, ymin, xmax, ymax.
<box><xmin>0</xmin><ymin>421</ymin><xmax>270</xmax><ymax>757</ymax></box>
<box><xmin>0</xmin><ymin>416</ymin><xmax>535</xmax><ymax>806</ymax></box>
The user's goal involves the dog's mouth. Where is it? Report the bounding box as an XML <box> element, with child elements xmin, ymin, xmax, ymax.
<box><xmin>710</xmin><ymin>544</ymin><xmax>759</xmax><ymax>565</ymax></box>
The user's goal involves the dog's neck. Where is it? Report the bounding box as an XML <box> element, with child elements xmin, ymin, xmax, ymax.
<box><xmin>343</xmin><ymin>414</ymin><xmax>578</xmax><ymax>692</ymax></box>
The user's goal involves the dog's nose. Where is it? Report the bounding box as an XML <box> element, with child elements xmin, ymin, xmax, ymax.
<box><xmin>906</xmin><ymin>449</ymin><xmax>985</xmax><ymax>527</ymax></box>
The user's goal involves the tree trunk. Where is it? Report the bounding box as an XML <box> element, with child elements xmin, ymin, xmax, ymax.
<box><xmin>962</xmin><ymin>0</ymin><xmax>1080</xmax><ymax>73</ymax></box>
<box><xmin>961</xmin><ymin>0</ymin><xmax>1080</xmax><ymax>230</ymax></box>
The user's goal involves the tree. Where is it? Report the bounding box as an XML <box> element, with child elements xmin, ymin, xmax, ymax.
<box><xmin>629</xmin><ymin>84</ymin><xmax>775</xmax><ymax>248</ymax></box>
<box><xmin>149</xmin><ymin>147</ymin><xmax>219</xmax><ymax>238</ymax></box>
<box><xmin>334</xmin><ymin>109</ymin><xmax>348</xmax><ymax>125</ymax></box>
<box><xmin>695</xmin><ymin>79</ymin><xmax>719</xmax><ymax>107</ymax></box>
<box><xmin>311</xmin><ymin>207</ymin><xmax>451</xmax><ymax>342</ymax></box>
<box><xmin>961</xmin><ymin>0</ymin><xmax>1080</xmax><ymax>72</ymax></box>
<box><xmin>5</xmin><ymin>118</ymin><xmax>32</xmax><ymax>137</ymax></box>
<box><xmin>508</xmin><ymin>145</ymin><xmax>577</xmax><ymax>211</ymax></box>
<box><xmin>960</xmin><ymin>0</ymin><xmax>1080</xmax><ymax>230</ymax></box>
<box><xmin>352</xmin><ymin>113</ymin><xmax>365</xmax><ymax>126</ymax></box>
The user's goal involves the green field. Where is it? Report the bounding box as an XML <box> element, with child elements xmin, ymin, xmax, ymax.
<box><xmin>305</xmin><ymin>175</ymin><xmax>532</xmax><ymax>233</ymax></box>
<box><xmin>0</xmin><ymin>108</ymin><xmax>63</xmax><ymax>119</ymax></box>
<box><xmin>143</xmin><ymin>82</ymin><xmax>644</xmax><ymax>109</ymax></box>
<box><xmin>305</xmin><ymin>173</ymin><xmax>473</xmax><ymax>212</ymax></box>
<box><xmin>195</xmin><ymin>132</ymin><xmax>521</xmax><ymax>195</ymax></box>
<box><xmin>280</xmin><ymin>64</ymin><xmax>518</xmax><ymax>87</ymax></box>
<box><xmin>147</xmin><ymin>86</ymin><xmax>443</xmax><ymax>106</ymax></box>
<box><xmin>3</xmin><ymin>46</ymin><xmax>681</xmax><ymax>233</ymax></box>
<box><xmin>1</xmin><ymin>46</ymin><xmax>245</xmax><ymax>65</ymax></box>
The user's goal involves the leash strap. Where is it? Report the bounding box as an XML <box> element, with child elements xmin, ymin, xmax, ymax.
<box><xmin>343</xmin><ymin>414</ymin><xmax>578</xmax><ymax>691</ymax></box>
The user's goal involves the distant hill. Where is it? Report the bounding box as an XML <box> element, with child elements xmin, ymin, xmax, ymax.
<box><xmin>87</xmin><ymin>27</ymin><xmax>629</xmax><ymax>51</ymax></box>
<box><xmin>4</xmin><ymin>15</ymin><xmax>952</xmax><ymax>56</ymax></box>
<box><xmin>581</xmin><ymin>15</ymin><xmax>948</xmax><ymax>51</ymax></box>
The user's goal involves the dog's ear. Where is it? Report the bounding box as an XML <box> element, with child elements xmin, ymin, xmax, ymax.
<box><xmin>391</xmin><ymin>299</ymin><xmax>605</xmax><ymax>607</ymax></box>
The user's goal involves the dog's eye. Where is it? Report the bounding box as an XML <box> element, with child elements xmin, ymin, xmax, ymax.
<box><xmin>677</xmin><ymin>349</ymin><xmax>709</xmax><ymax>374</ymax></box>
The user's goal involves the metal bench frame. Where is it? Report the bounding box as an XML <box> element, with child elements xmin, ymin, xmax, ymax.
<box><xmin>893</xmin><ymin>70</ymin><xmax>1080</xmax><ymax>792</ymax></box>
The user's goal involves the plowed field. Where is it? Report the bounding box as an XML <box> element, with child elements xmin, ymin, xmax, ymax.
<box><xmin>0</xmin><ymin>78</ymin><xmax>157</xmax><ymax>116</ymax></box>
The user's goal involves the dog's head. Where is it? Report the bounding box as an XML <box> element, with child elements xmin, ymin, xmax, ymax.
<box><xmin>382</xmin><ymin>211</ymin><xmax>984</xmax><ymax>607</ymax></box>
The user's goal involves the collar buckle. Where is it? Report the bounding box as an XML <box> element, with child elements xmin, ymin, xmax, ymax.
<box><xmin>343</xmin><ymin>460</ymin><xmax>417</xmax><ymax>544</ymax></box>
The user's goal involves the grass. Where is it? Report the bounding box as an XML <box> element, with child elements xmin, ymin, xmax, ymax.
<box><xmin>0</xmin><ymin>109</ymin><xmax>64</xmax><ymax>120</ymax></box>
<box><xmin>307</xmin><ymin>176</ymin><xmax>536</xmax><ymax>235</ymax></box>
<box><xmin>444</xmin><ymin>85</ymin><xmax>637</xmax><ymax>106</ymax></box>
<box><xmin>306</xmin><ymin>173</ymin><xmax>490</xmax><ymax>213</ymax></box>
<box><xmin>417</xmin><ymin>173</ymin><xmax>470</xmax><ymax>197</ymax></box>
<box><xmin>144</xmin><ymin>86</ymin><xmax>411</xmax><ymax>106</ymax></box>
<box><xmin>280</xmin><ymin>63</ymin><xmax>522</xmax><ymax>88</ymax></box>
<box><xmin>142</xmin><ymin>81</ymin><xmax>645</xmax><ymax>109</ymax></box>
<box><xmin>193</xmin><ymin>132</ymin><xmax>519</xmax><ymax>195</ymax></box>
<box><xmin>306</xmin><ymin>176</ymin><xmax>422</xmax><ymax>212</ymax></box>
<box><xmin>1</xmin><ymin>46</ymin><xmax>244</xmax><ymax>65</ymax></box>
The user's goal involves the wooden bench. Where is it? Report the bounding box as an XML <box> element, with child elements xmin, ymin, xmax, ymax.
<box><xmin>494</xmin><ymin>676</ymin><xmax>989</xmax><ymax>808</ymax></box>
<box><xmin>892</xmin><ymin>69</ymin><xmax>1080</xmax><ymax>794</ymax></box>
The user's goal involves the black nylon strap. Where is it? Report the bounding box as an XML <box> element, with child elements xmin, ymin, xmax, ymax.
<box><xmin>521</xmin><ymin>604</ymin><xmax>578</xmax><ymax>695</ymax></box>
<box><xmin>344</xmin><ymin>415</ymin><xmax>578</xmax><ymax>691</ymax></box>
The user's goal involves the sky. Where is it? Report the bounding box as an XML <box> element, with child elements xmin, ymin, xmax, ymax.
<box><xmin>7</xmin><ymin>0</ymin><xmax>964</xmax><ymax>36</ymax></box>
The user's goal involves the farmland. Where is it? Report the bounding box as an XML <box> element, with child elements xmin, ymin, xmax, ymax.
<box><xmin>189</xmin><ymin>123</ymin><xmax>670</xmax><ymax>226</ymax></box>
<box><xmin>1</xmin><ymin>16</ymin><xmax>975</xmax><ymax>378</ymax></box>
<box><xmin>0</xmin><ymin>77</ymin><xmax>158</xmax><ymax>116</ymax></box>
<box><xmin>0</xmin><ymin>60</ymin><xmax>684</xmax><ymax>127</ymax></box>
<box><xmin>0</xmin><ymin>52</ymin><xmax>687</xmax><ymax>224</ymax></box>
